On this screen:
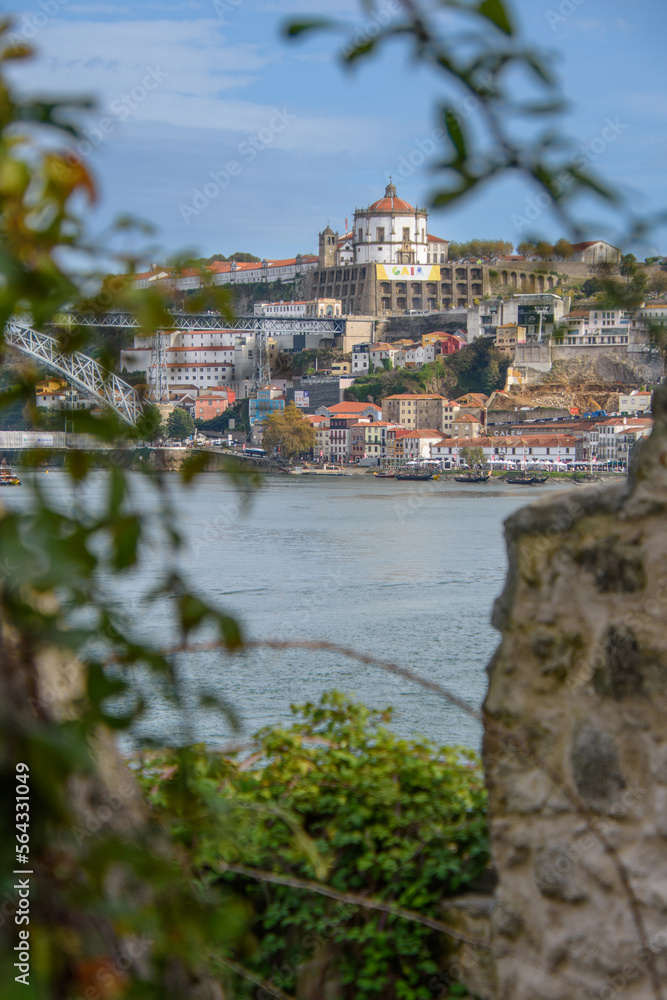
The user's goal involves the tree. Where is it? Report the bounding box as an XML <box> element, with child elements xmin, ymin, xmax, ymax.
<box><xmin>534</xmin><ymin>240</ymin><xmax>554</xmax><ymax>261</ymax></box>
<box><xmin>166</xmin><ymin>406</ymin><xmax>195</xmax><ymax>440</ymax></box>
<box><xmin>262</xmin><ymin>402</ymin><xmax>316</xmax><ymax>459</ymax></box>
<box><xmin>0</xmin><ymin>7</ymin><xmax>661</xmax><ymax>1000</ymax></box>
<box><xmin>447</xmin><ymin>239</ymin><xmax>513</xmax><ymax>260</ymax></box>
<box><xmin>620</xmin><ymin>253</ymin><xmax>638</xmax><ymax>280</ymax></box>
<box><xmin>482</xmin><ymin>358</ymin><xmax>502</xmax><ymax>394</ymax></box>
<box><xmin>517</xmin><ymin>241</ymin><xmax>537</xmax><ymax>257</ymax></box>
<box><xmin>136</xmin><ymin>402</ymin><xmax>163</xmax><ymax>441</ymax></box>
<box><xmin>580</xmin><ymin>276</ymin><xmax>604</xmax><ymax>298</ymax></box>
<box><xmin>459</xmin><ymin>446</ymin><xmax>485</xmax><ymax>468</ymax></box>
<box><xmin>553</xmin><ymin>238</ymin><xmax>573</xmax><ymax>260</ymax></box>
<box><xmin>648</xmin><ymin>272</ymin><xmax>667</xmax><ymax>297</ymax></box>
<box><xmin>228</xmin><ymin>251</ymin><xmax>261</xmax><ymax>262</ymax></box>
<box><xmin>138</xmin><ymin>694</ymin><xmax>489</xmax><ymax>1000</ymax></box>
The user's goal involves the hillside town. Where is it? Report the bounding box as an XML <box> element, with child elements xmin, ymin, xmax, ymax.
<box><xmin>28</xmin><ymin>182</ymin><xmax>664</xmax><ymax>470</ymax></box>
<box><xmin>258</xmin><ymin>390</ymin><xmax>654</xmax><ymax>471</ymax></box>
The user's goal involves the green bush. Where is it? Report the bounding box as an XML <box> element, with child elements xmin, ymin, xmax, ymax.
<box><xmin>137</xmin><ymin>693</ymin><xmax>489</xmax><ymax>1000</ymax></box>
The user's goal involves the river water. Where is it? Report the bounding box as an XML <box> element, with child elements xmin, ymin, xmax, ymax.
<box><xmin>5</xmin><ymin>471</ymin><xmax>568</xmax><ymax>750</ymax></box>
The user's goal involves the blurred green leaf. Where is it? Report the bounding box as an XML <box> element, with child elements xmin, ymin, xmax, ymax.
<box><xmin>478</xmin><ymin>0</ymin><xmax>513</xmax><ymax>35</ymax></box>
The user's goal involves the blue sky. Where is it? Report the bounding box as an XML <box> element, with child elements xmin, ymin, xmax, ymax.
<box><xmin>6</xmin><ymin>0</ymin><xmax>667</xmax><ymax>261</ymax></box>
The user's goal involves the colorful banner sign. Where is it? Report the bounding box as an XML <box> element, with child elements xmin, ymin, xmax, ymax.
<box><xmin>294</xmin><ymin>391</ymin><xmax>310</xmax><ymax>408</ymax></box>
<box><xmin>376</xmin><ymin>264</ymin><xmax>440</xmax><ymax>281</ymax></box>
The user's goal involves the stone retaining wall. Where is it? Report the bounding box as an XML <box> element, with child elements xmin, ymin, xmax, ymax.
<box><xmin>478</xmin><ymin>383</ymin><xmax>667</xmax><ymax>999</ymax></box>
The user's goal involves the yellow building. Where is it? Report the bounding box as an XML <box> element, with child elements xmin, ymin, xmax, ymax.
<box><xmin>494</xmin><ymin>323</ymin><xmax>526</xmax><ymax>357</ymax></box>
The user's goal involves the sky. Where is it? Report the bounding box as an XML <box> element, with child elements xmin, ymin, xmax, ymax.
<box><xmin>5</xmin><ymin>0</ymin><xmax>667</xmax><ymax>262</ymax></box>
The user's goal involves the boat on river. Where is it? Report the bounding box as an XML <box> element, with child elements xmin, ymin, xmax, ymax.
<box><xmin>0</xmin><ymin>459</ymin><xmax>21</xmax><ymax>486</ymax></box>
<box><xmin>374</xmin><ymin>470</ymin><xmax>395</xmax><ymax>478</ymax></box>
<box><xmin>395</xmin><ymin>470</ymin><xmax>434</xmax><ymax>481</ymax></box>
<box><xmin>454</xmin><ymin>472</ymin><xmax>492</xmax><ymax>483</ymax></box>
<box><xmin>506</xmin><ymin>474</ymin><xmax>548</xmax><ymax>485</ymax></box>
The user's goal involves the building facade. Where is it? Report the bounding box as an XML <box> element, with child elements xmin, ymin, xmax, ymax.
<box><xmin>381</xmin><ymin>394</ymin><xmax>448</xmax><ymax>431</ymax></box>
<box><xmin>305</xmin><ymin>184</ymin><xmax>487</xmax><ymax>315</ymax></box>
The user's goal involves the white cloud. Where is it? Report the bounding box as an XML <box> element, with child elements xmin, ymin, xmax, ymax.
<box><xmin>6</xmin><ymin>15</ymin><xmax>390</xmax><ymax>154</ymax></box>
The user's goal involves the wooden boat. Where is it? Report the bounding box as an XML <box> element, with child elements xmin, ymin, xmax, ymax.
<box><xmin>0</xmin><ymin>459</ymin><xmax>21</xmax><ymax>486</ymax></box>
<box><xmin>506</xmin><ymin>474</ymin><xmax>548</xmax><ymax>485</ymax></box>
<box><xmin>374</xmin><ymin>470</ymin><xmax>395</xmax><ymax>478</ymax></box>
<box><xmin>395</xmin><ymin>470</ymin><xmax>433</xmax><ymax>481</ymax></box>
<box><xmin>454</xmin><ymin>472</ymin><xmax>491</xmax><ymax>483</ymax></box>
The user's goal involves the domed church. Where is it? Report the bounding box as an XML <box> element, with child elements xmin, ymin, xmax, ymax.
<box><xmin>352</xmin><ymin>182</ymin><xmax>429</xmax><ymax>265</ymax></box>
<box><xmin>308</xmin><ymin>183</ymin><xmax>487</xmax><ymax>315</ymax></box>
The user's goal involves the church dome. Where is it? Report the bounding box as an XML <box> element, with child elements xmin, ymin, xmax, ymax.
<box><xmin>368</xmin><ymin>182</ymin><xmax>414</xmax><ymax>213</ymax></box>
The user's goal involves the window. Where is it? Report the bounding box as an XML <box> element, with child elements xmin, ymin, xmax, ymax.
<box><xmin>402</xmin><ymin>227</ymin><xmax>410</xmax><ymax>242</ymax></box>
<box><xmin>358</xmin><ymin>228</ymin><xmax>364</xmax><ymax>242</ymax></box>
<box><xmin>376</xmin><ymin>227</ymin><xmax>385</xmax><ymax>242</ymax></box>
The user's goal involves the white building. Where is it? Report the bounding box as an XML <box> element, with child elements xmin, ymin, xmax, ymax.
<box><xmin>121</xmin><ymin>327</ymin><xmax>257</xmax><ymax>397</ymax></box>
<box><xmin>430</xmin><ymin>434</ymin><xmax>579</xmax><ymax>467</ymax></box>
<box><xmin>469</xmin><ymin>293</ymin><xmax>565</xmax><ymax>341</ymax></box>
<box><xmin>352</xmin><ymin>344</ymin><xmax>371</xmax><ymax>374</ymax></box>
<box><xmin>351</xmin><ymin>183</ymin><xmax>448</xmax><ymax>266</ymax></box>
<box><xmin>402</xmin><ymin>429</ymin><xmax>447</xmax><ymax>461</ymax></box>
<box><xmin>254</xmin><ymin>298</ymin><xmax>342</xmax><ymax>318</ymax></box>
<box><xmin>568</xmin><ymin>240</ymin><xmax>621</xmax><ymax>265</ymax></box>
<box><xmin>133</xmin><ymin>255</ymin><xmax>319</xmax><ymax>291</ymax></box>
<box><xmin>557</xmin><ymin>307</ymin><xmax>630</xmax><ymax>347</ymax></box>
<box><xmin>591</xmin><ymin>418</ymin><xmax>653</xmax><ymax>465</ymax></box>
<box><xmin>369</xmin><ymin>342</ymin><xmax>401</xmax><ymax>370</ymax></box>
<box><xmin>394</xmin><ymin>344</ymin><xmax>436</xmax><ymax>369</ymax></box>
<box><xmin>619</xmin><ymin>390</ymin><xmax>653</xmax><ymax>416</ymax></box>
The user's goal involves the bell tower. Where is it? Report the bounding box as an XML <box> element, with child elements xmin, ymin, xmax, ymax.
<box><xmin>318</xmin><ymin>224</ymin><xmax>338</xmax><ymax>267</ymax></box>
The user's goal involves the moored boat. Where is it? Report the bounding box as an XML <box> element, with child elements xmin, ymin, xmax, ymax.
<box><xmin>374</xmin><ymin>470</ymin><xmax>395</xmax><ymax>478</ymax></box>
<box><xmin>454</xmin><ymin>472</ymin><xmax>491</xmax><ymax>483</ymax></box>
<box><xmin>0</xmin><ymin>459</ymin><xmax>21</xmax><ymax>486</ymax></box>
<box><xmin>506</xmin><ymin>474</ymin><xmax>548</xmax><ymax>485</ymax></box>
<box><xmin>395</xmin><ymin>470</ymin><xmax>433</xmax><ymax>481</ymax></box>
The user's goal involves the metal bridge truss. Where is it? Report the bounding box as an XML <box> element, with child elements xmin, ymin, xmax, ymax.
<box><xmin>4</xmin><ymin>322</ymin><xmax>143</xmax><ymax>426</ymax></box>
<box><xmin>54</xmin><ymin>311</ymin><xmax>345</xmax><ymax>336</ymax></box>
<box><xmin>3</xmin><ymin>312</ymin><xmax>346</xmax><ymax>422</ymax></box>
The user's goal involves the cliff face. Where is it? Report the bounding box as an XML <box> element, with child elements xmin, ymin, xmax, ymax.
<box><xmin>482</xmin><ymin>383</ymin><xmax>667</xmax><ymax>999</ymax></box>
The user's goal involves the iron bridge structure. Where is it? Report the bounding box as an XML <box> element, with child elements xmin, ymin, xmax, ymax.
<box><xmin>4</xmin><ymin>311</ymin><xmax>346</xmax><ymax>423</ymax></box>
<box><xmin>4</xmin><ymin>321</ymin><xmax>143</xmax><ymax>426</ymax></box>
<box><xmin>54</xmin><ymin>311</ymin><xmax>345</xmax><ymax>336</ymax></box>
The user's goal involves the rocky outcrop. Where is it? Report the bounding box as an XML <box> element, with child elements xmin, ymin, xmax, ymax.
<box><xmin>480</xmin><ymin>383</ymin><xmax>667</xmax><ymax>999</ymax></box>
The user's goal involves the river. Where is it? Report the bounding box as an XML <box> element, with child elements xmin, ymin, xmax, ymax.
<box><xmin>4</xmin><ymin>471</ymin><xmax>569</xmax><ymax>750</ymax></box>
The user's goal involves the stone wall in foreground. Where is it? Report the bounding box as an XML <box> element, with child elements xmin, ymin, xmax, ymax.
<box><xmin>479</xmin><ymin>383</ymin><xmax>667</xmax><ymax>999</ymax></box>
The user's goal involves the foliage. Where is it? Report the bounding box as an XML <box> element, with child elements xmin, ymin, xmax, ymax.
<box><xmin>516</xmin><ymin>239</ymin><xmax>572</xmax><ymax>260</ymax></box>
<box><xmin>619</xmin><ymin>253</ymin><xmax>637</xmax><ymax>278</ymax></box>
<box><xmin>166</xmin><ymin>406</ymin><xmax>195</xmax><ymax>440</ymax></box>
<box><xmin>196</xmin><ymin>402</ymin><xmax>249</xmax><ymax>434</ymax></box>
<box><xmin>262</xmin><ymin>401</ymin><xmax>316</xmax><ymax>459</ymax></box>
<box><xmin>136</xmin><ymin>402</ymin><xmax>163</xmax><ymax>441</ymax></box>
<box><xmin>647</xmin><ymin>272</ymin><xmax>667</xmax><ymax>296</ymax></box>
<box><xmin>579</xmin><ymin>277</ymin><xmax>605</xmax><ymax>298</ymax></box>
<box><xmin>275</xmin><ymin>347</ymin><xmax>347</xmax><ymax>377</ymax></box>
<box><xmin>346</xmin><ymin>341</ymin><xmax>508</xmax><ymax>404</ymax></box>
<box><xmin>0</xmin><ymin>5</ymin><xmax>660</xmax><ymax>999</ymax></box>
<box><xmin>459</xmin><ymin>446</ymin><xmax>485</xmax><ymax>468</ymax></box>
<box><xmin>229</xmin><ymin>251</ymin><xmax>262</xmax><ymax>263</ymax></box>
<box><xmin>137</xmin><ymin>693</ymin><xmax>489</xmax><ymax>1000</ymax></box>
<box><xmin>447</xmin><ymin>239</ymin><xmax>513</xmax><ymax>260</ymax></box>
<box><xmin>0</xmin><ymin>27</ymin><xmax>262</xmax><ymax>998</ymax></box>
<box><xmin>443</xmin><ymin>339</ymin><xmax>509</xmax><ymax>396</ymax></box>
